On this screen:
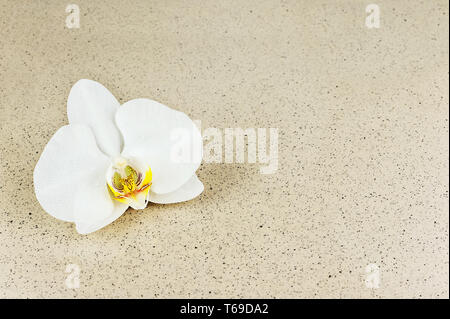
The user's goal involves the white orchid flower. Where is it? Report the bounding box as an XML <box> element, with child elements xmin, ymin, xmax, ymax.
<box><xmin>34</xmin><ymin>79</ymin><xmax>203</xmax><ymax>234</ymax></box>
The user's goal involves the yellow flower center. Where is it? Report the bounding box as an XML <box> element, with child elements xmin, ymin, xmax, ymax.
<box><xmin>106</xmin><ymin>158</ymin><xmax>152</xmax><ymax>208</ymax></box>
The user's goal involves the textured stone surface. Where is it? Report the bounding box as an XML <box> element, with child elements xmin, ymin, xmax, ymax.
<box><xmin>0</xmin><ymin>0</ymin><xmax>448</xmax><ymax>298</ymax></box>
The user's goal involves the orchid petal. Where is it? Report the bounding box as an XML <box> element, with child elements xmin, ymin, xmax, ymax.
<box><xmin>67</xmin><ymin>79</ymin><xmax>122</xmax><ymax>157</ymax></box>
<box><xmin>115</xmin><ymin>99</ymin><xmax>202</xmax><ymax>194</ymax></box>
<box><xmin>34</xmin><ymin>125</ymin><xmax>127</xmax><ymax>233</ymax></box>
<box><xmin>148</xmin><ymin>174</ymin><xmax>204</xmax><ymax>204</ymax></box>
<box><xmin>75</xmin><ymin>202</ymin><xmax>128</xmax><ymax>235</ymax></box>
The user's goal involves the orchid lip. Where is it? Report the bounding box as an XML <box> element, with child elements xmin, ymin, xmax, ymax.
<box><xmin>106</xmin><ymin>156</ymin><xmax>152</xmax><ymax>209</ymax></box>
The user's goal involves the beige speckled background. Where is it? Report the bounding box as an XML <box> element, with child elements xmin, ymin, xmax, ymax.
<box><xmin>0</xmin><ymin>0</ymin><xmax>448</xmax><ymax>298</ymax></box>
